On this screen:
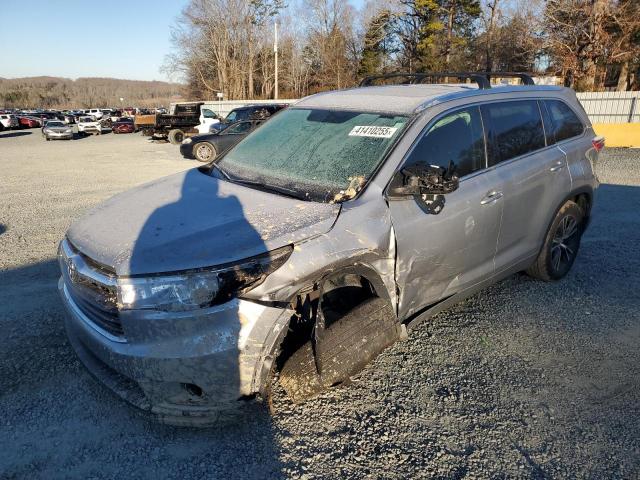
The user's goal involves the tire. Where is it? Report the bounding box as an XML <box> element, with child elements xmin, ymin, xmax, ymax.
<box><xmin>167</xmin><ymin>129</ymin><xmax>184</xmax><ymax>145</ymax></box>
<box><xmin>194</xmin><ymin>142</ymin><xmax>216</xmax><ymax>162</ymax></box>
<box><xmin>279</xmin><ymin>297</ymin><xmax>400</xmax><ymax>402</ymax></box>
<box><xmin>45</xmin><ymin>137</ymin><xmax>50</xmax><ymax>141</ymax></box>
<box><xmin>526</xmin><ymin>200</ymin><xmax>584</xmax><ymax>281</ymax></box>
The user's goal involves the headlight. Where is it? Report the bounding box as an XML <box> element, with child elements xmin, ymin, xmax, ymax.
<box><xmin>117</xmin><ymin>245</ymin><xmax>292</xmax><ymax>312</ymax></box>
<box><xmin>64</xmin><ymin>128</ymin><xmax>72</xmax><ymax>133</ymax></box>
<box><xmin>182</xmin><ymin>137</ymin><xmax>192</xmax><ymax>144</ymax></box>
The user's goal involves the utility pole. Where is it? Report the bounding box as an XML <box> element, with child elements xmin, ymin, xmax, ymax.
<box><xmin>274</xmin><ymin>21</ymin><xmax>279</xmax><ymax>100</ymax></box>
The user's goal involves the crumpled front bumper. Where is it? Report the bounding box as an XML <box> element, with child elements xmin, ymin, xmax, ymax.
<box><xmin>58</xmin><ymin>278</ymin><xmax>292</xmax><ymax>426</ymax></box>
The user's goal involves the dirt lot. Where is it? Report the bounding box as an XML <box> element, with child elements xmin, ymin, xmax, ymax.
<box><xmin>0</xmin><ymin>130</ymin><xmax>639</xmax><ymax>479</ymax></box>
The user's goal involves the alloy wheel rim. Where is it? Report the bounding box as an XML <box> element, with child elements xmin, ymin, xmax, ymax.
<box><xmin>551</xmin><ymin>215</ymin><xmax>578</xmax><ymax>272</ymax></box>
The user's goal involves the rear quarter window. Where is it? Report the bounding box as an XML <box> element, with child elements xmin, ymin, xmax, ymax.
<box><xmin>545</xmin><ymin>100</ymin><xmax>585</xmax><ymax>142</ymax></box>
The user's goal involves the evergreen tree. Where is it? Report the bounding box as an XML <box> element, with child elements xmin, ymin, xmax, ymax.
<box><xmin>358</xmin><ymin>9</ymin><xmax>393</xmax><ymax>77</ymax></box>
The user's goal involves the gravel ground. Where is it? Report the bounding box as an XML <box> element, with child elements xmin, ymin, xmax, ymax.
<box><xmin>0</xmin><ymin>131</ymin><xmax>639</xmax><ymax>479</ymax></box>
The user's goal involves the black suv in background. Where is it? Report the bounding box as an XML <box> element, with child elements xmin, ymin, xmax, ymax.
<box><xmin>211</xmin><ymin>104</ymin><xmax>288</xmax><ymax>132</ymax></box>
<box><xmin>180</xmin><ymin>118</ymin><xmax>267</xmax><ymax>162</ymax></box>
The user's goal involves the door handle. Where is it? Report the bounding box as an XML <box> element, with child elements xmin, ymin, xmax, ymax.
<box><xmin>550</xmin><ymin>161</ymin><xmax>565</xmax><ymax>172</ymax></box>
<box><xmin>480</xmin><ymin>190</ymin><xmax>503</xmax><ymax>205</ymax></box>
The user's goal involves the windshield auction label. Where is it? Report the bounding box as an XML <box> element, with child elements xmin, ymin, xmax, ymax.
<box><xmin>349</xmin><ymin>125</ymin><xmax>398</xmax><ymax>138</ymax></box>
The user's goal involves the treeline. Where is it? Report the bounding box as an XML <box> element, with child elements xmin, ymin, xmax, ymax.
<box><xmin>0</xmin><ymin>77</ymin><xmax>185</xmax><ymax>109</ymax></box>
<box><xmin>165</xmin><ymin>0</ymin><xmax>640</xmax><ymax>99</ymax></box>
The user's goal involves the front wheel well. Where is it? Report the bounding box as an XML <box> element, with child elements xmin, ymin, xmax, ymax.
<box><xmin>275</xmin><ymin>272</ymin><xmax>386</xmax><ymax>372</ymax></box>
<box><xmin>273</xmin><ymin>271</ymin><xmax>400</xmax><ymax>403</ymax></box>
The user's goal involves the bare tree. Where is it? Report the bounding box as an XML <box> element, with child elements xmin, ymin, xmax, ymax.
<box><xmin>544</xmin><ymin>0</ymin><xmax>640</xmax><ymax>90</ymax></box>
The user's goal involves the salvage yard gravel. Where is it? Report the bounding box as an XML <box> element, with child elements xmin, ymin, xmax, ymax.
<box><xmin>0</xmin><ymin>131</ymin><xmax>638</xmax><ymax>478</ymax></box>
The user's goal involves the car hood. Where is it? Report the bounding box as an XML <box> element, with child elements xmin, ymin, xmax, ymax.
<box><xmin>190</xmin><ymin>132</ymin><xmax>221</xmax><ymax>142</ymax></box>
<box><xmin>67</xmin><ymin>168</ymin><xmax>340</xmax><ymax>276</ymax></box>
<box><xmin>46</xmin><ymin>126</ymin><xmax>69</xmax><ymax>131</ymax></box>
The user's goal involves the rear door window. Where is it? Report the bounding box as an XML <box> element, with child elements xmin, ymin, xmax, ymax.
<box><xmin>482</xmin><ymin>100</ymin><xmax>546</xmax><ymax>165</ymax></box>
<box><xmin>405</xmin><ymin>106</ymin><xmax>486</xmax><ymax>177</ymax></box>
<box><xmin>544</xmin><ymin>100</ymin><xmax>584</xmax><ymax>142</ymax></box>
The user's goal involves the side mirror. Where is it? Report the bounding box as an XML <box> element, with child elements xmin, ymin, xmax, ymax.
<box><xmin>390</xmin><ymin>161</ymin><xmax>459</xmax><ymax>197</ymax></box>
<box><xmin>388</xmin><ymin>161</ymin><xmax>459</xmax><ymax>215</ymax></box>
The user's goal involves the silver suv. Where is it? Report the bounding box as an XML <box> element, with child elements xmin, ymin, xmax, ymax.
<box><xmin>58</xmin><ymin>73</ymin><xmax>601</xmax><ymax>425</ymax></box>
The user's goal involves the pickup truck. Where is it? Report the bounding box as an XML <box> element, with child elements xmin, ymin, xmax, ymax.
<box><xmin>134</xmin><ymin>102</ymin><xmax>220</xmax><ymax>144</ymax></box>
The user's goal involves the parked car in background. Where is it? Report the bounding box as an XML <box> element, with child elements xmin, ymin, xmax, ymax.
<box><xmin>109</xmin><ymin>110</ymin><xmax>123</xmax><ymax>122</ymax></box>
<box><xmin>27</xmin><ymin>112</ymin><xmax>57</xmax><ymax>124</ymax></box>
<box><xmin>211</xmin><ymin>104</ymin><xmax>288</xmax><ymax>132</ymax></box>
<box><xmin>112</xmin><ymin>117</ymin><xmax>135</xmax><ymax>134</ymax></box>
<box><xmin>41</xmin><ymin>119</ymin><xmax>58</xmax><ymax>134</ymax></box>
<box><xmin>77</xmin><ymin>116</ymin><xmax>102</xmax><ymax>135</ymax></box>
<box><xmin>84</xmin><ymin>109</ymin><xmax>104</xmax><ymax>120</ymax></box>
<box><xmin>42</xmin><ymin>120</ymin><xmax>73</xmax><ymax>140</ymax></box>
<box><xmin>0</xmin><ymin>114</ymin><xmax>19</xmax><ymax>129</ymax></box>
<box><xmin>180</xmin><ymin>119</ymin><xmax>266</xmax><ymax>162</ymax></box>
<box><xmin>18</xmin><ymin>115</ymin><xmax>42</xmax><ymax>128</ymax></box>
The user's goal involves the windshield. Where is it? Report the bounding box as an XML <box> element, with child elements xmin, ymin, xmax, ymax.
<box><xmin>215</xmin><ymin>108</ymin><xmax>408</xmax><ymax>203</ymax></box>
<box><xmin>47</xmin><ymin>121</ymin><xmax>64</xmax><ymax>127</ymax></box>
<box><xmin>225</xmin><ymin>109</ymin><xmax>252</xmax><ymax>123</ymax></box>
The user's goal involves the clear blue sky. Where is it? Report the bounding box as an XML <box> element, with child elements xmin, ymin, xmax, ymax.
<box><xmin>0</xmin><ymin>0</ymin><xmax>367</xmax><ymax>82</ymax></box>
<box><xmin>0</xmin><ymin>0</ymin><xmax>190</xmax><ymax>81</ymax></box>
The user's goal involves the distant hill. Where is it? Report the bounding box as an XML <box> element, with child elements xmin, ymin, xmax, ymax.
<box><xmin>0</xmin><ymin>76</ymin><xmax>186</xmax><ymax>109</ymax></box>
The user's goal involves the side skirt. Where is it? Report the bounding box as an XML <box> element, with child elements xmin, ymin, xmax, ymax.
<box><xmin>405</xmin><ymin>254</ymin><xmax>537</xmax><ymax>332</ymax></box>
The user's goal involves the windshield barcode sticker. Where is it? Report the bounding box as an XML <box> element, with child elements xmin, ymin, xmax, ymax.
<box><xmin>349</xmin><ymin>125</ymin><xmax>398</xmax><ymax>138</ymax></box>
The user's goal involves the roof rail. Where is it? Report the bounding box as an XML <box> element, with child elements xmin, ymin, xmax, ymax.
<box><xmin>359</xmin><ymin>72</ymin><xmax>536</xmax><ymax>89</ymax></box>
<box><xmin>483</xmin><ymin>72</ymin><xmax>535</xmax><ymax>85</ymax></box>
<box><xmin>360</xmin><ymin>73</ymin><xmax>491</xmax><ymax>89</ymax></box>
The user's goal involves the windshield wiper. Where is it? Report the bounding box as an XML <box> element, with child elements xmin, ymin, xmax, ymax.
<box><xmin>209</xmin><ymin>161</ymin><xmax>232</xmax><ymax>181</ymax></box>
<box><xmin>230</xmin><ymin>178</ymin><xmax>310</xmax><ymax>201</ymax></box>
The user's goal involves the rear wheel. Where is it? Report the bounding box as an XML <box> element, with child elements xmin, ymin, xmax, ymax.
<box><xmin>194</xmin><ymin>142</ymin><xmax>216</xmax><ymax>162</ymax></box>
<box><xmin>526</xmin><ymin>200</ymin><xmax>584</xmax><ymax>281</ymax></box>
<box><xmin>167</xmin><ymin>129</ymin><xmax>184</xmax><ymax>145</ymax></box>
